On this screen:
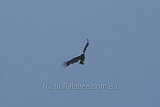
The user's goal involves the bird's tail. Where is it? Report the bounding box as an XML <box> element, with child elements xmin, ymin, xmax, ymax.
<box><xmin>79</xmin><ymin>61</ymin><xmax>84</xmax><ymax>65</ymax></box>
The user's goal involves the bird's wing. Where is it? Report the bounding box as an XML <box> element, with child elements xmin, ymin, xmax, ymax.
<box><xmin>62</xmin><ymin>55</ymin><xmax>81</xmax><ymax>67</ymax></box>
<box><xmin>83</xmin><ymin>38</ymin><xmax>89</xmax><ymax>54</ymax></box>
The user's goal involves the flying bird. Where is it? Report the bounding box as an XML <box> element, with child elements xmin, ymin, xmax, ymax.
<box><xmin>62</xmin><ymin>39</ymin><xmax>89</xmax><ymax>67</ymax></box>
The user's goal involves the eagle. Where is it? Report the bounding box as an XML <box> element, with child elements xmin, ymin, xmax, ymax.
<box><xmin>62</xmin><ymin>39</ymin><xmax>89</xmax><ymax>67</ymax></box>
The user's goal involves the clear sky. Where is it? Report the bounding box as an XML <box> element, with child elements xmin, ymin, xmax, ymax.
<box><xmin>0</xmin><ymin>0</ymin><xmax>160</xmax><ymax>107</ymax></box>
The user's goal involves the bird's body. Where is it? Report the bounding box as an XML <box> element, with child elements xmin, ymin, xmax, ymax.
<box><xmin>62</xmin><ymin>39</ymin><xmax>89</xmax><ymax>67</ymax></box>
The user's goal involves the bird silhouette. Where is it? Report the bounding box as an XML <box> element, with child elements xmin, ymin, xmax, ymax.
<box><xmin>62</xmin><ymin>39</ymin><xmax>89</xmax><ymax>67</ymax></box>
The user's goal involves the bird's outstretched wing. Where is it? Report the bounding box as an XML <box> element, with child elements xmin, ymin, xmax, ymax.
<box><xmin>83</xmin><ymin>38</ymin><xmax>89</xmax><ymax>54</ymax></box>
<box><xmin>62</xmin><ymin>55</ymin><xmax>81</xmax><ymax>67</ymax></box>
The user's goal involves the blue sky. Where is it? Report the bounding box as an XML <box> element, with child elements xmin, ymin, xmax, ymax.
<box><xmin>0</xmin><ymin>0</ymin><xmax>160</xmax><ymax>106</ymax></box>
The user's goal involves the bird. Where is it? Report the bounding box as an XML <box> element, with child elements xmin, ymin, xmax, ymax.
<box><xmin>62</xmin><ymin>39</ymin><xmax>89</xmax><ymax>67</ymax></box>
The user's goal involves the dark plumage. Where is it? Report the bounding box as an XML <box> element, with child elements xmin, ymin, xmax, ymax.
<box><xmin>62</xmin><ymin>39</ymin><xmax>89</xmax><ymax>67</ymax></box>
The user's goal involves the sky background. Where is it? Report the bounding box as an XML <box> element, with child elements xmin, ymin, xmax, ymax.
<box><xmin>0</xmin><ymin>0</ymin><xmax>160</xmax><ymax>106</ymax></box>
